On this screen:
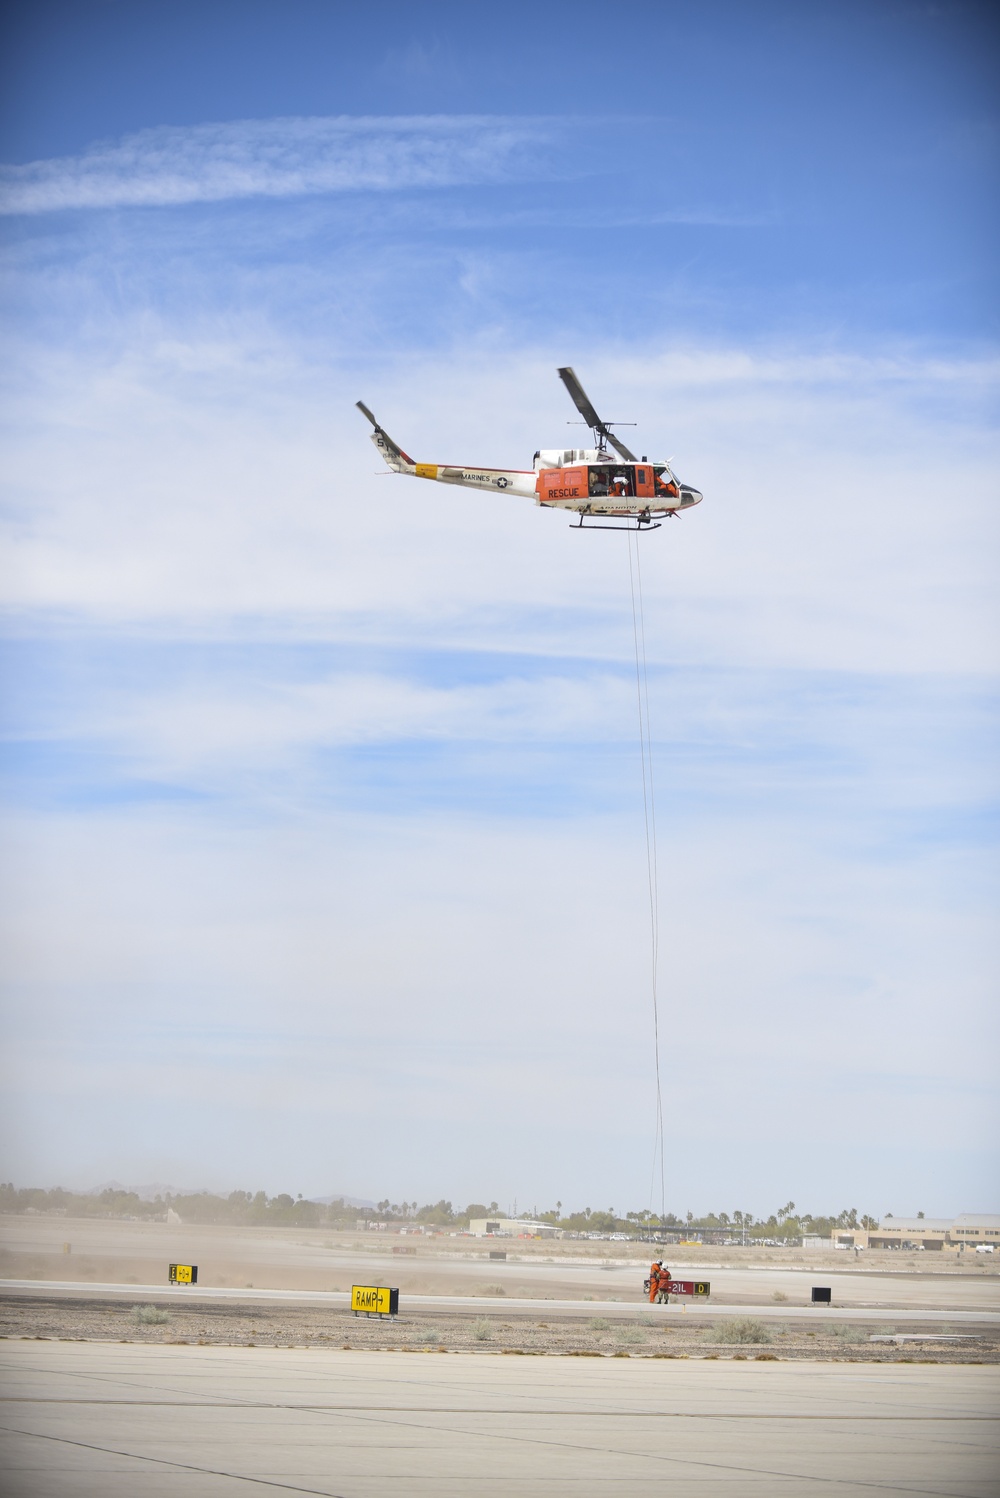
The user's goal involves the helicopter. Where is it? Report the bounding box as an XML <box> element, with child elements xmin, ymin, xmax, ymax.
<box><xmin>357</xmin><ymin>367</ymin><xmax>702</xmax><ymax>531</ymax></box>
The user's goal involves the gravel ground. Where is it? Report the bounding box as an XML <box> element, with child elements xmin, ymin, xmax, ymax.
<box><xmin>2</xmin><ymin>1295</ymin><xmax>996</xmax><ymax>1364</ymax></box>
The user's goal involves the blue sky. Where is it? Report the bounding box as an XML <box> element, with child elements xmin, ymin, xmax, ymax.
<box><xmin>1</xmin><ymin>0</ymin><xmax>997</xmax><ymax>1218</ymax></box>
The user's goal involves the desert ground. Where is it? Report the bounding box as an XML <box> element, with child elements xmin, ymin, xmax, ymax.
<box><xmin>3</xmin><ymin>1216</ymin><xmax>999</xmax><ymax>1310</ymax></box>
<box><xmin>1</xmin><ymin>1216</ymin><xmax>997</xmax><ymax>1358</ymax></box>
<box><xmin>3</xmin><ymin>1289</ymin><xmax>998</xmax><ymax>1362</ymax></box>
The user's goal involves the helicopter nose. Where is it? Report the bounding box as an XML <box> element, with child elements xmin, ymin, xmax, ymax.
<box><xmin>679</xmin><ymin>487</ymin><xmax>702</xmax><ymax>507</ymax></box>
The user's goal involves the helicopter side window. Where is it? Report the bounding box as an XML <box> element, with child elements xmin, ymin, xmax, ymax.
<box><xmin>589</xmin><ymin>467</ymin><xmax>613</xmax><ymax>497</ymax></box>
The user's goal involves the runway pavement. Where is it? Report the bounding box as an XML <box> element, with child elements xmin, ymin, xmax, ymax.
<box><xmin>1</xmin><ymin>1341</ymin><xmax>996</xmax><ymax>1496</ymax></box>
<box><xmin>3</xmin><ymin>1279</ymin><xmax>998</xmax><ymax>1327</ymax></box>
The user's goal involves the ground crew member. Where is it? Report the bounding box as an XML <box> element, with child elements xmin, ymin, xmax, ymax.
<box><xmin>656</xmin><ymin>1267</ymin><xmax>672</xmax><ymax>1303</ymax></box>
<box><xmin>648</xmin><ymin>1260</ymin><xmax>663</xmax><ymax>1303</ymax></box>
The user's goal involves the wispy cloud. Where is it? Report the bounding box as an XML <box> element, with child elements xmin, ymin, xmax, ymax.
<box><xmin>0</xmin><ymin>115</ymin><xmax>551</xmax><ymax>215</ymax></box>
<box><xmin>2</xmin><ymin>333</ymin><xmax>996</xmax><ymax>674</ymax></box>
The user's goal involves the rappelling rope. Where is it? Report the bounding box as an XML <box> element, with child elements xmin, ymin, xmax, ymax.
<box><xmin>627</xmin><ymin>529</ymin><xmax>666</xmax><ymax>1226</ymax></box>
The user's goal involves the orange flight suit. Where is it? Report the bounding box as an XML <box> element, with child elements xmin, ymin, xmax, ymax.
<box><xmin>648</xmin><ymin>1263</ymin><xmax>662</xmax><ymax>1303</ymax></box>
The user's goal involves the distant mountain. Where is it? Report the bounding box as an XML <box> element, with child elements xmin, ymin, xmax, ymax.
<box><xmin>309</xmin><ymin>1193</ymin><xmax>376</xmax><ymax>1208</ymax></box>
<box><xmin>130</xmin><ymin>1182</ymin><xmax>204</xmax><ymax>1200</ymax></box>
<box><xmin>84</xmin><ymin>1181</ymin><xmax>375</xmax><ymax>1206</ymax></box>
<box><xmin>87</xmin><ymin>1181</ymin><xmax>203</xmax><ymax>1200</ymax></box>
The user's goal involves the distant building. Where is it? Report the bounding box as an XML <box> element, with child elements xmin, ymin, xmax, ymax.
<box><xmin>832</xmin><ymin>1214</ymin><xmax>1000</xmax><ymax>1250</ymax></box>
<box><xmin>949</xmin><ymin>1213</ymin><xmax>1000</xmax><ymax>1245</ymax></box>
<box><xmin>468</xmin><ymin>1218</ymin><xmax>562</xmax><ymax>1239</ymax></box>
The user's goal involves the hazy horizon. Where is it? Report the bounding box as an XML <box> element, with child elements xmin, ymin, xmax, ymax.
<box><xmin>4</xmin><ymin>1178</ymin><xmax>995</xmax><ymax>1228</ymax></box>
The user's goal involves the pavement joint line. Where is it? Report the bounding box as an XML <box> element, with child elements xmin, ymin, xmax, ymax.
<box><xmin>0</xmin><ymin>1398</ymin><xmax>996</xmax><ymax>1419</ymax></box>
<box><xmin>0</xmin><ymin>1423</ymin><xmax>357</xmax><ymax>1497</ymax></box>
<box><xmin>18</xmin><ymin>1400</ymin><xmax>971</xmax><ymax>1498</ymax></box>
<box><xmin>0</xmin><ymin>1423</ymin><xmax>963</xmax><ymax>1498</ymax></box>
<box><xmin>6</xmin><ymin>1349</ymin><xmax>995</xmax><ymax>1491</ymax></box>
<box><xmin>140</xmin><ymin>1394</ymin><xmax>984</xmax><ymax>1496</ymax></box>
<box><xmin>4</xmin><ymin>1348</ymin><xmax>995</xmax><ymax>1493</ymax></box>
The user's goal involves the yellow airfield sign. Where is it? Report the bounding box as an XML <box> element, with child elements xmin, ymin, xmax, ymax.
<box><xmin>351</xmin><ymin>1284</ymin><xmax>399</xmax><ymax>1317</ymax></box>
<box><xmin>168</xmin><ymin>1263</ymin><xmax>197</xmax><ymax>1284</ymax></box>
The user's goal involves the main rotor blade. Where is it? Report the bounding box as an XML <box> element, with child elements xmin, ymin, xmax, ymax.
<box><xmin>557</xmin><ymin>367</ymin><xmax>638</xmax><ymax>462</ymax></box>
<box><xmin>602</xmin><ymin>430</ymin><xmax>638</xmax><ymax>462</ymax></box>
<box><xmin>558</xmin><ymin>367</ymin><xmax>603</xmax><ymax>430</ymax></box>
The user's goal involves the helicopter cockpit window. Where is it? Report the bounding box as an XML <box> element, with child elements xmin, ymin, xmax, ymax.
<box><xmin>653</xmin><ymin>464</ymin><xmax>679</xmax><ymax>497</ymax></box>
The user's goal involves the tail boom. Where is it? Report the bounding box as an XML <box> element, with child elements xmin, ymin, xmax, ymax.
<box><xmin>357</xmin><ymin>402</ymin><xmax>534</xmax><ymax>497</ymax></box>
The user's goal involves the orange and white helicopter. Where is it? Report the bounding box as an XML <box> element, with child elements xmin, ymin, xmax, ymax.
<box><xmin>357</xmin><ymin>367</ymin><xmax>702</xmax><ymax>531</ymax></box>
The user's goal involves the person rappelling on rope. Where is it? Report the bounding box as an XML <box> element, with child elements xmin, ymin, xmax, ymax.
<box><xmin>656</xmin><ymin>1265</ymin><xmax>672</xmax><ymax>1304</ymax></box>
<box><xmin>647</xmin><ymin>1260</ymin><xmax>664</xmax><ymax>1303</ymax></box>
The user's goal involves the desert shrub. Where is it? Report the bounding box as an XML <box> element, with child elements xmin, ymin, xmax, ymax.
<box><xmin>132</xmin><ymin>1305</ymin><xmax>170</xmax><ymax>1325</ymax></box>
<box><xmin>587</xmin><ymin>1317</ymin><xmax>611</xmax><ymax>1331</ymax></box>
<box><xmin>480</xmin><ymin>1284</ymin><xmax>506</xmax><ymax>1296</ymax></box>
<box><xmin>471</xmin><ymin>1319</ymin><xmax>493</xmax><ymax>1341</ymax></box>
<box><xmin>830</xmin><ymin>1324</ymin><xmax>868</xmax><ymax>1344</ymax></box>
<box><xmin>772</xmin><ymin>1291</ymin><xmax>788</xmax><ymax>1302</ymax></box>
<box><xmin>707</xmin><ymin>1317</ymin><xmax>772</xmax><ymax>1345</ymax></box>
<box><xmin>616</xmin><ymin>1325</ymin><xmax>647</xmax><ymax>1345</ymax></box>
<box><xmin>413</xmin><ymin>1329</ymin><xmax>440</xmax><ymax>1344</ymax></box>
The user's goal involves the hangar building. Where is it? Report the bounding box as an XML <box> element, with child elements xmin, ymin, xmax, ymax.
<box><xmin>468</xmin><ymin>1218</ymin><xmax>562</xmax><ymax>1239</ymax></box>
<box><xmin>834</xmin><ymin>1214</ymin><xmax>1000</xmax><ymax>1250</ymax></box>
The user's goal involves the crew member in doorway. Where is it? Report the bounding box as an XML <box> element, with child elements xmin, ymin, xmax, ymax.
<box><xmin>648</xmin><ymin>1261</ymin><xmax>663</xmax><ymax>1303</ymax></box>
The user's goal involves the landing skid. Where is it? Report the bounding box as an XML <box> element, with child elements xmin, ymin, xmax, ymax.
<box><xmin>571</xmin><ymin>514</ymin><xmax>663</xmax><ymax>532</ymax></box>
